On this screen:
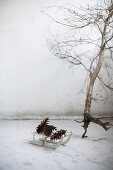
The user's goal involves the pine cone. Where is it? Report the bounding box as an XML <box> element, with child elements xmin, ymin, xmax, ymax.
<box><xmin>50</xmin><ymin>129</ymin><xmax>67</xmax><ymax>140</ymax></box>
<box><xmin>43</xmin><ymin>125</ymin><xmax>57</xmax><ymax>136</ymax></box>
<box><xmin>36</xmin><ymin>118</ymin><xmax>49</xmax><ymax>133</ymax></box>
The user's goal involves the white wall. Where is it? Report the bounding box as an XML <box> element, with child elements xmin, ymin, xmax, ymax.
<box><xmin>0</xmin><ymin>0</ymin><xmax>113</xmax><ymax>117</ymax></box>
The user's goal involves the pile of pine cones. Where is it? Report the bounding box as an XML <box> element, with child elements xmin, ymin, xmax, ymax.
<box><xmin>36</xmin><ymin>118</ymin><xmax>67</xmax><ymax>140</ymax></box>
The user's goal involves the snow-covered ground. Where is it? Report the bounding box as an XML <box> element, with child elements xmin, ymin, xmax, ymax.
<box><xmin>0</xmin><ymin>119</ymin><xmax>113</xmax><ymax>170</ymax></box>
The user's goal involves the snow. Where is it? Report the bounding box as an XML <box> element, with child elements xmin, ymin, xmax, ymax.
<box><xmin>0</xmin><ymin>119</ymin><xmax>113</xmax><ymax>170</ymax></box>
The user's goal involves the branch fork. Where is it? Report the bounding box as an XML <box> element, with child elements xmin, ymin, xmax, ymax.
<box><xmin>75</xmin><ymin>113</ymin><xmax>113</xmax><ymax>138</ymax></box>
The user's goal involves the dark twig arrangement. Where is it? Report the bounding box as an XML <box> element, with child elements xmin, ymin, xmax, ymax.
<box><xmin>75</xmin><ymin>114</ymin><xmax>113</xmax><ymax>138</ymax></box>
<box><xmin>36</xmin><ymin>118</ymin><xmax>66</xmax><ymax>140</ymax></box>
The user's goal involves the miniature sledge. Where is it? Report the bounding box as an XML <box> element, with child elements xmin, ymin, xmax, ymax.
<box><xmin>29</xmin><ymin>131</ymin><xmax>72</xmax><ymax>149</ymax></box>
<box><xmin>29</xmin><ymin>118</ymin><xmax>72</xmax><ymax>149</ymax></box>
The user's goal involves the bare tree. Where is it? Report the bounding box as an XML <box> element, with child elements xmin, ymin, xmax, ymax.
<box><xmin>43</xmin><ymin>0</ymin><xmax>113</xmax><ymax>137</ymax></box>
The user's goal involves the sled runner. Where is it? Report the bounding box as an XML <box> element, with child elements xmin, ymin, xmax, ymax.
<box><xmin>29</xmin><ymin>131</ymin><xmax>72</xmax><ymax>149</ymax></box>
<box><xmin>29</xmin><ymin>118</ymin><xmax>72</xmax><ymax>149</ymax></box>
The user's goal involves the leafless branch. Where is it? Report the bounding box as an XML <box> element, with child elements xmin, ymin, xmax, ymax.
<box><xmin>97</xmin><ymin>75</ymin><xmax>113</xmax><ymax>90</ymax></box>
<box><xmin>44</xmin><ymin>0</ymin><xmax>113</xmax><ymax>138</ymax></box>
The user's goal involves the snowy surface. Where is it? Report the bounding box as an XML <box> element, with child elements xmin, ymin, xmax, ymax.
<box><xmin>0</xmin><ymin>119</ymin><xmax>113</xmax><ymax>170</ymax></box>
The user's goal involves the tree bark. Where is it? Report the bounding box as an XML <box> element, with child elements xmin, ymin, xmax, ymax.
<box><xmin>84</xmin><ymin>6</ymin><xmax>113</xmax><ymax>115</ymax></box>
<box><xmin>82</xmin><ymin>8</ymin><xmax>113</xmax><ymax>138</ymax></box>
<box><xmin>84</xmin><ymin>49</ymin><xmax>104</xmax><ymax>115</ymax></box>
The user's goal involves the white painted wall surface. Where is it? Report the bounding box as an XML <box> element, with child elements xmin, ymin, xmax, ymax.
<box><xmin>0</xmin><ymin>0</ymin><xmax>113</xmax><ymax>117</ymax></box>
